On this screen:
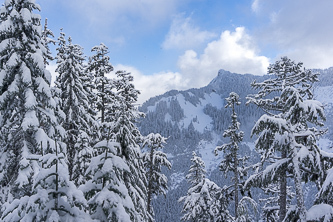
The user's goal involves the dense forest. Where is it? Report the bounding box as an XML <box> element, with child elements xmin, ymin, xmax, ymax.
<box><xmin>0</xmin><ymin>1</ymin><xmax>333</xmax><ymax>222</ymax></box>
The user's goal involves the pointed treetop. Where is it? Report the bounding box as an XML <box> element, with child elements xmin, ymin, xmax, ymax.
<box><xmin>225</xmin><ymin>92</ymin><xmax>241</xmax><ymax>108</ymax></box>
<box><xmin>186</xmin><ymin>152</ymin><xmax>206</xmax><ymax>186</ymax></box>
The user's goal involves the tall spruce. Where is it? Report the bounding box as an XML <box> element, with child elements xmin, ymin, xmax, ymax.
<box><xmin>142</xmin><ymin>133</ymin><xmax>171</xmax><ymax>219</ymax></box>
<box><xmin>88</xmin><ymin>43</ymin><xmax>114</xmax><ymax>128</ymax></box>
<box><xmin>0</xmin><ymin>0</ymin><xmax>57</xmax><ymax>208</ymax></box>
<box><xmin>113</xmin><ymin>70</ymin><xmax>150</xmax><ymax>221</ymax></box>
<box><xmin>215</xmin><ymin>92</ymin><xmax>250</xmax><ymax>220</ymax></box>
<box><xmin>82</xmin><ymin>140</ymin><xmax>135</xmax><ymax>221</ymax></box>
<box><xmin>87</xmin><ymin>43</ymin><xmax>115</xmax><ymax>145</ymax></box>
<box><xmin>41</xmin><ymin>18</ymin><xmax>55</xmax><ymax>67</ymax></box>
<box><xmin>55</xmin><ymin>34</ymin><xmax>95</xmax><ymax>184</ymax></box>
<box><xmin>179</xmin><ymin>152</ymin><xmax>232</xmax><ymax>221</ymax></box>
<box><xmin>83</xmin><ymin>44</ymin><xmax>140</xmax><ymax>221</ymax></box>
<box><xmin>246</xmin><ymin>56</ymin><xmax>325</xmax><ymax>221</ymax></box>
<box><xmin>2</xmin><ymin>139</ymin><xmax>91</xmax><ymax>221</ymax></box>
<box><xmin>0</xmin><ymin>1</ymin><xmax>89</xmax><ymax>220</ymax></box>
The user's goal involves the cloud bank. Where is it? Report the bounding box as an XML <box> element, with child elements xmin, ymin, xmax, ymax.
<box><xmin>252</xmin><ymin>0</ymin><xmax>333</xmax><ymax>69</ymax></box>
<box><xmin>162</xmin><ymin>14</ymin><xmax>216</xmax><ymax>50</ymax></box>
<box><xmin>178</xmin><ymin>27</ymin><xmax>270</xmax><ymax>88</ymax></box>
<box><xmin>123</xmin><ymin>27</ymin><xmax>270</xmax><ymax>103</ymax></box>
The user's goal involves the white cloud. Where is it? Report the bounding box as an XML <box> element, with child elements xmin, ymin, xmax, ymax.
<box><xmin>113</xmin><ymin>64</ymin><xmax>187</xmax><ymax>104</ymax></box>
<box><xmin>251</xmin><ymin>0</ymin><xmax>260</xmax><ymax>13</ymax></box>
<box><xmin>253</xmin><ymin>0</ymin><xmax>333</xmax><ymax>69</ymax></box>
<box><xmin>177</xmin><ymin>27</ymin><xmax>270</xmax><ymax>88</ymax></box>
<box><xmin>115</xmin><ymin>27</ymin><xmax>270</xmax><ymax>103</ymax></box>
<box><xmin>162</xmin><ymin>14</ymin><xmax>216</xmax><ymax>50</ymax></box>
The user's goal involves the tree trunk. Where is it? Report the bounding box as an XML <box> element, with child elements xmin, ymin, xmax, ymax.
<box><xmin>292</xmin><ymin>146</ymin><xmax>307</xmax><ymax>221</ymax></box>
<box><xmin>234</xmin><ymin>146</ymin><xmax>239</xmax><ymax>219</ymax></box>
<box><xmin>232</xmin><ymin>103</ymin><xmax>239</xmax><ymax>219</ymax></box>
<box><xmin>55</xmin><ymin>140</ymin><xmax>59</xmax><ymax>210</ymax></box>
<box><xmin>101</xmin><ymin>80</ymin><xmax>105</xmax><ymax>123</ymax></box>
<box><xmin>147</xmin><ymin>146</ymin><xmax>154</xmax><ymax>220</ymax></box>
<box><xmin>279</xmin><ymin>149</ymin><xmax>287</xmax><ymax>222</ymax></box>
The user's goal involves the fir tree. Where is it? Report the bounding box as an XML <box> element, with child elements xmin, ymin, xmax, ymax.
<box><xmin>83</xmin><ymin>45</ymin><xmax>144</xmax><ymax>221</ymax></box>
<box><xmin>2</xmin><ymin>140</ymin><xmax>91</xmax><ymax>221</ymax></box>
<box><xmin>215</xmin><ymin>92</ymin><xmax>251</xmax><ymax>220</ymax></box>
<box><xmin>0</xmin><ymin>0</ymin><xmax>56</xmax><ymax>206</ymax></box>
<box><xmin>81</xmin><ymin>140</ymin><xmax>135</xmax><ymax>221</ymax></box>
<box><xmin>112</xmin><ymin>70</ymin><xmax>150</xmax><ymax>221</ymax></box>
<box><xmin>87</xmin><ymin>43</ymin><xmax>114</xmax><ymax>128</ymax></box>
<box><xmin>142</xmin><ymin>133</ymin><xmax>172</xmax><ymax>219</ymax></box>
<box><xmin>55</xmin><ymin>34</ymin><xmax>95</xmax><ymax>185</ymax></box>
<box><xmin>87</xmin><ymin>43</ymin><xmax>115</xmax><ymax>145</ymax></box>
<box><xmin>0</xmin><ymin>1</ymin><xmax>88</xmax><ymax>220</ymax></box>
<box><xmin>246</xmin><ymin>56</ymin><xmax>326</xmax><ymax>221</ymax></box>
<box><xmin>186</xmin><ymin>152</ymin><xmax>206</xmax><ymax>186</ymax></box>
<box><xmin>41</xmin><ymin>18</ymin><xmax>55</xmax><ymax>67</ymax></box>
<box><xmin>179</xmin><ymin>152</ymin><xmax>232</xmax><ymax>221</ymax></box>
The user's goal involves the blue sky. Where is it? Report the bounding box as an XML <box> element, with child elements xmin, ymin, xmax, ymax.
<box><xmin>36</xmin><ymin>0</ymin><xmax>333</xmax><ymax>103</ymax></box>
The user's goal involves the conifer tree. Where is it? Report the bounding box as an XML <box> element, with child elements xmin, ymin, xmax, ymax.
<box><xmin>87</xmin><ymin>43</ymin><xmax>115</xmax><ymax>145</ymax></box>
<box><xmin>246</xmin><ymin>56</ymin><xmax>325</xmax><ymax>221</ymax></box>
<box><xmin>142</xmin><ymin>133</ymin><xmax>171</xmax><ymax>219</ymax></box>
<box><xmin>179</xmin><ymin>152</ymin><xmax>232</xmax><ymax>221</ymax></box>
<box><xmin>215</xmin><ymin>92</ymin><xmax>251</xmax><ymax>220</ymax></box>
<box><xmin>55</xmin><ymin>34</ymin><xmax>95</xmax><ymax>184</ymax></box>
<box><xmin>0</xmin><ymin>0</ymin><xmax>57</xmax><ymax>206</ymax></box>
<box><xmin>0</xmin><ymin>1</ymin><xmax>88</xmax><ymax>220</ymax></box>
<box><xmin>112</xmin><ymin>70</ymin><xmax>150</xmax><ymax>221</ymax></box>
<box><xmin>2</xmin><ymin>139</ymin><xmax>91</xmax><ymax>221</ymax></box>
<box><xmin>83</xmin><ymin>44</ymin><xmax>142</xmax><ymax>221</ymax></box>
<box><xmin>82</xmin><ymin>140</ymin><xmax>135</xmax><ymax>221</ymax></box>
<box><xmin>87</xmin><ymin>43</ymin><xmax>114</xmax><ymax>129</ymax></box>
<box><xmin>186</xmin><ymin>152</ymin><xmax>206</xmax><ymax>186</ymax></box>
<box><xmin>41</xmin><ymin>18</ymin><xmax>55</xmax><ymax>67</ymax></box>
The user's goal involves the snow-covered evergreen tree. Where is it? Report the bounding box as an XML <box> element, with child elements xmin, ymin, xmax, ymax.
<box><xmin>112</xmin><ymin>70</ymin><xmax>150</xmax><ymax>221</ymax></box>
<box><xmin>81</xmin><ymin>62</ymin><xmax>98</xmax><ymax>146</ymax></box>
<box><xmin>215</xmin><ymin>92</ymin><xmax>252</xmax><ymax>220</ymax></box>
<box><xmin>142</xmin><ymin>133</ymin><xmax>171</xmax><ymax>219</ymax></box>
<box><xmin>186</xmin><ymin>152</ymin><xmax>206</xmax><ymax>186</ymax></box>
<box><xmin>0</xmin><ymin>1</ymin><xmax>88</xmax><ymax>220</ymax></box>
<box><xmin>81</xmin><ymin>140</ymin><xmax>135</xmax><ymax>221</ymax></box>
<box><xmin>86</xmin><ymin>43</ymin><xmax>116</xmax><ymax>151</ymax></box>
<box><xmin>41</xmin><ymin>18</ymin><xmax>55</xmax><ymax>67</ymax></box>
<box><xmin>2</xmin><ymin>139</ymin><xmax>91</xmax><ymax>221</ymax></box>
<box><xmin>54</xmin><ymin>34</ymin><xmax>96</xmax><ymax>185</ymax></box>
<box><xmin>87</xmin><ymin>43</ymin><xmax>114</xmax><ymax>129</ymax></box>
<box><xmin>246</xmin><ymin>57</ymin><xmax>326</xmax><ymax>221</ymax></box>
<box><xmin>0</xmin><ymin>0</ymin><xmax>55</xmax><ymax>207</ymax></box>
<box><xmin>84</xmin><ymin>45</ymin><xmax>148</xmax><ymax>221</ymax></box>
<box><xmin>179</xmin><ymin>152</ymin><xmax>232</xmax><ymax>221</ymax></box>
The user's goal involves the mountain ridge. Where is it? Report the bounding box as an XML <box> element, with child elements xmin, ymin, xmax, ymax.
<box><xmin>138</xmin><ymin>67</ymin><xmax>333</xmax><ymax>221</ymax></box>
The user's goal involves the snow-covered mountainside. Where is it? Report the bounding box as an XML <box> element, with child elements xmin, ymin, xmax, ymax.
<box><xmin>138</xmin><ymin>68</ymin><xmax>333</xmax><ymax>221</ymax></box>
